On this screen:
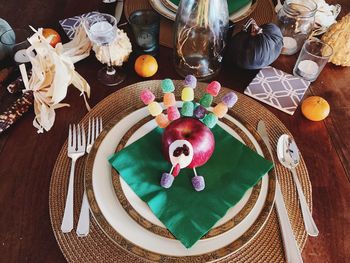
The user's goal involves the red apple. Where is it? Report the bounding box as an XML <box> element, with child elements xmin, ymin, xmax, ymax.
<box><xmin>162</xmin><ymin>117</ymin><xmax>215</xmax><ymax>168</ymax></box>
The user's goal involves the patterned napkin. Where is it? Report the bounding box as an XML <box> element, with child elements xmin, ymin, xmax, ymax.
<box><xmin>59</xmin><ymin>11</ymin><xmax>99</xmax><ymax>40</ymax></box>
<box><xmin>244</xmin><ymin>66</ymin><xmax>310</xmax><ymax>115</ymax></box>
<box><xmin>109</xmin><ymin>125</ymin><xmax>273</xmax><ymax>248</ymax></box>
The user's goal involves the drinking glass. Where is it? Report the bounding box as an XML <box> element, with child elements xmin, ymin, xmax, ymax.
<box><xmin>0</xmin><ymin>28</ymin><xmax>31</xmax><ymax>64</ymax></box>
<box><xmin>275</xmin><ymin>0</ymin><xmax>317</xmax><ymax>55</ymax></box>
<box><xmin>129</xmin><ymin>10</ymin><xmax>160</xmax><ymax>55</ymax></box>
<box><xmin>293</xmin><ymin>37</ymin><xmax>333</xmax><ymax>82</ymax></box>
<box><xmin>84</xmin><ymin>13</ymin><xmax>125</xmax><ymax>86</ymax></box>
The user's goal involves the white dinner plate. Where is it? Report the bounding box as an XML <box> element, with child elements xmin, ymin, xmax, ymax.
<box><xmin>85</xmin><ymin>103</ymin><xmax>276</xmax><ymax>262</ymax></box>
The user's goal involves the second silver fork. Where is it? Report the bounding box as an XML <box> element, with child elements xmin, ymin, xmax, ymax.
<box><xmin>76</xmin><ymin>117</ymin><xmax>103</xmax><ymax>237</ymax></box>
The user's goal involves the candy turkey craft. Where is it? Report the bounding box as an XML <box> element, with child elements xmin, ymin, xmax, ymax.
<box><xmin>140</xmin><ymin>77</ymin><xmax>238</xmax><ymax>191</ymax></box>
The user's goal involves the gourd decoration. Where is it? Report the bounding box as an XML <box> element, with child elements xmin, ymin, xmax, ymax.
<box><xmin>228</xmin><ymin>18</ymin><xmax>283</xmax><ymax>70</ymax></box>
<box><xmin>321</xmin><ymin>13</ymin><xmax>350</xmax><ymax>67</ymax></box>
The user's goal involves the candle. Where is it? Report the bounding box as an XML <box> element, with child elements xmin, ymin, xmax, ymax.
<box><xmin>89</xmin><ymin>21</ymin><xmax>115</xmax><ymax>45</ymax></box>
<box><xmin>296</xmin><ymin>60</ymin><xmax>319</xmax><ymax>80</ymax></box>
<box><xmin>14</xmin><ymin>49</ymin><xmax>30</xmax><ymax>63</ymax></box>
<box><xmin>282</xmin><ymin>37</ymin><xmax>298</xmax><ymax>55</ymax></box>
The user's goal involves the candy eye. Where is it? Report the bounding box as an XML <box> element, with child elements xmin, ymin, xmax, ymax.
<box><xmin>173</xmin><ymin>148</ymin><xmax>183</xmax><ymax>157</ymax></box>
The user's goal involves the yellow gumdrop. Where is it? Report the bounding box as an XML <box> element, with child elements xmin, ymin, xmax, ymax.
<box><xmin>181</xmin><ymin>87</ymin><xmax>194</xmax><ymax>102</ymax></box>
<box><xmin>148</xmin><ymin>101</ymin><xmax>162</xmax><ymax>116</ymax></box>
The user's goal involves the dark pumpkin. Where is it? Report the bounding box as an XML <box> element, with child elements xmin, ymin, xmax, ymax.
<box><xmin>228</xmin><ymin>18</ymin><xmax>283</xmax><ymax>70</ymax></box>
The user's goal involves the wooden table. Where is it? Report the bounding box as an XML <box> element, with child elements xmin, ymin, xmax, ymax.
<box><xmin>0</xmin><ymin>1</ymin><xmax>349</xmax><ymax>262</ymax></box>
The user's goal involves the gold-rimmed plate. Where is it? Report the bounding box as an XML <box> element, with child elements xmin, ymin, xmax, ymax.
<box><xmin>111</xmin><ymin>115</ymin><xmax>263</xmax><ymax>240</ymax></box>
<box><xmin>149</xmin><ymin>0</ymin><xmax>258</xmax><ymax>23</ymax></box>
<box><xmin>85</xmin><ymin>94</ymin><xmax>276</xmax><ymax>262</ymax></box>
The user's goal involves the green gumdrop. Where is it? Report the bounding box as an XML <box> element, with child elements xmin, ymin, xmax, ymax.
<box><xmin>161</xmin><ymin>78</ymin><xmax>175</xmax><ymax>93</ymax></box>
<box><xmin>200</xmin><ymin>93</ymin><xmax>213</xmax><ymax>108</ymax></box>
<box><xmin>181</xmin><ymin>101</ymin><xmax>194</xmax><ymax>117</ymax></box>
<box><xmin>202</xmin><ymin>113</ymin><xmax>218</xmax><ymax>128</ymax></box>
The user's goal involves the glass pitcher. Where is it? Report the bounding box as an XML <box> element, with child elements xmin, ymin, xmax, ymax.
<box><xmin>173</xmin><ymin>0</ymin><xmax>229</xmax><ymax>80</ymax></box>
<box><xmin>275</xmin><ymin>0</ymin><xmax>317</xmax><ymax>55</ymax></box>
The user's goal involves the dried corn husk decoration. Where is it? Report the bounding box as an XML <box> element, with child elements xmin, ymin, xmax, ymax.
<box><xmin>92</xmin><ymin>29</ymin><xmax>132</xmax><ymax>66</ymax></box>
<box><xmin>20</xmin><ymin>24</ymin><xmax>92</xmax><ymax>133</ymax></box>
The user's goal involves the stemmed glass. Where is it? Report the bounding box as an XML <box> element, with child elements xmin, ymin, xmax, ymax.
<box><xmin>83</xmin><ymin>13</ymin><xmax>125</xmax><ymax>86</ymax></box>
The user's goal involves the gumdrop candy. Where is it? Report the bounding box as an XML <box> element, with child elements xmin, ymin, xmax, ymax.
<box><xmin>199</xmin><ymin>93</ymin><xmax>213</xmax><ymax>108</ymax></box>
<box><xmin>163</xmin><ymin>93</ymin><xmax>176</xmax><ymax>107</ymax></box>
<box><xmin>181</xmin><ymin>87</ymin><xmax>194</xmax><ymax>102</ymax></box>
<box><xmin>140</xmin><ymin>89</ymin><xmax>155</xmax><ymax>105</ymax></box>
<box><xmin>194</xmin><ymin>105</ymin><xmax>207</xmax><ymax>119</ymax></box>
<box><xmin>206</xmin><ymin>81</ymin><xmax>221</xmax><ymax>97</ymax></box>
<box><xmin>184</xmin><ymin>75</ymin><xmax>197</xmax><ymax>88</ymax></box>
<box><xmin>155</xmin><ymin>113</ymin><xmax>169</xmax><ymax>128</ymax></box>
<box><xmin>167</xmin><ymin>106</ymin><xmax>180</xmax><ymax>121</ymax></box>
<box><xmin>213</xmin><ymin>102</ymin><xmax>228</xmax><ymax>118</ymax></box>
<box><xmin>202</xmin><ymin>113</ymin><xmax>218</xmax><ymax>128</ymax></box>
<box><xmin>161</xmin><ymin>173</ymin><xmax>174</xmax><ymax>188</ymax></box>
<box><xmin>222</xmin><ymin>92</ymin><xmax>238</xmax><ymax>108</ymax></box>
<box><xmin>148</xmin><ymin>101</ymin><xmax>162</xmax><ymax>116</ymax></box>
<box><xmin>181</xmin><ymin>102</ymin><xmax>194</xmax><ymax>117</ymax></box>
<box><xmin>192</xmin><ymin>176</ymin><xmax>205</xmax><ymax>191</ymax></box>
<box><xmin>161</xmin><ymin>78</ymin><xmax>175</xmax><ymax>93</ymax></box>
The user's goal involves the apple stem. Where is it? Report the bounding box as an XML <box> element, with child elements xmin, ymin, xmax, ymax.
<box><xmin>193</xmin><ymin>167</ymin><xmax>198</xmax><ymax>177</ymax></box>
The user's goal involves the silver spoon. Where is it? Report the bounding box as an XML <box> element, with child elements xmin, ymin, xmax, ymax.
<box><xmin>277</xmin><ymin>134</ymin><xmax>319</xmax><ymax>237</ymax></box>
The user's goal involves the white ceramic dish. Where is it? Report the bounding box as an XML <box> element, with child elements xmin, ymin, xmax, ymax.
<box><xmin>87</xmin><ymin>103</ymin><xmax>272</xmax><ymax>258</ymax></box>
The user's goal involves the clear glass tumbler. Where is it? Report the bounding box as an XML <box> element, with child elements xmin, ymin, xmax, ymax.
<box><xmin>276</xmin><ymin>0</ymin><xmax>317</xmax><ymax>55</ymax></box>
<box><xmin>0</xmin><ymin>28</ymin><xmax>32</xmax><ymax>64</ymax></box>
<box><xmin>173</xmin><ymin>0</ymin><xmax>229</xmax><ymax>80</ymax></box>
<box><xmin>293</xmin><ymin>37</ymin><xmax>333</xmax><ymax>82</ymax></box>
<box><xmin>129</xmin><ymin>10</ymin><xmax>160</xmax><ymax>55</ymax></box>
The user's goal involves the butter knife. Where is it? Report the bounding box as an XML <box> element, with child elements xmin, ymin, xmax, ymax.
<box><xmin>257</xmin><ymin>120</ymin><xmax>303</xmax><ymax>263</ymax></box>
<box><xmin>114</xmin><ymin>0</ymin><xmax>124</xmax><ymax>24</ymax></box>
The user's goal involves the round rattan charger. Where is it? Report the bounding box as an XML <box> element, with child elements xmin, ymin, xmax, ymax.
<box><xmin>49</xmin><ymin>80</ymin><xmax>312</xmax><ymax>263</ymax></box>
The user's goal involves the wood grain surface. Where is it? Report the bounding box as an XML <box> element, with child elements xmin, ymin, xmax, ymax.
<box><xmin>0</xmin><ymin>0</ymin><xmax>349</xmax><ymax>262</ymax></box>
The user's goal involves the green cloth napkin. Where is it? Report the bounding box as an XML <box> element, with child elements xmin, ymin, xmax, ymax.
<box><xmin>109</xmin><ymin>125</ymin><xmax>273</xmax><ymax>248</ymax></box>
<box><xmin>169</xmin><ymin>0</ymin><xmax>252</xmax><ymax>15</ymax></box>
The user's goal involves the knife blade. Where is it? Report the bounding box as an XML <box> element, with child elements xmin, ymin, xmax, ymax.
<box><xmin>114</xmin><ymin>0</ymin><xmax>124</xmax><ymax>24</ymax></box>
<box><xmin>257</xmin><ymin>120</ymin><xmax>303</xmax><ymax>263</ymax></box>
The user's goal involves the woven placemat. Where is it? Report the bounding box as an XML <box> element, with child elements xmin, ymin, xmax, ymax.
<box><xmin>49</xmin><ymin>80</ymin><xmax>311</xmax><ymax>263</ymax></box>
<box><xmin>124</xmin><ymin>0</ymin><xmax>275</xmax><ymax>48</ymax></box>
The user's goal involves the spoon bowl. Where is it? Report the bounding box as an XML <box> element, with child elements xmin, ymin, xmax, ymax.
<box><xmin>277</xmin><ymin>134</ymin><xmax>319</xmax><ymax>237</ymax></box>
<box><xmin>277</xmin><ymin>134</ymin><xmax>300</xmax><ymax>170</ymax></box>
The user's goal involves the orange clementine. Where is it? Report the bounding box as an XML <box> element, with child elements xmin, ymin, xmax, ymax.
<box><xmin>42</xmin><ymin>28</ymin><xmax>61</xmax><ymax>47</ymax></box>
<box><xmin>134</xmin><ymin>55</ymin><xmax>158</xmax><ymax>78</ymax></box>
<box><xmin>301</xmin><ymin>96</ymin><xmax>330</xmax><ymax>121</ymax></box>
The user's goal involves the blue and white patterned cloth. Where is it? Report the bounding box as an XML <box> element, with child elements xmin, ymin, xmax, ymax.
<box><xmin>59</xmin><ymin>11</ymin><xmax>99</xmax><ymax>40</ymax></box>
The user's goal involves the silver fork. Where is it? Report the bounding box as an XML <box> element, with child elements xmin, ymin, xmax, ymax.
<box><xmin>76</xmin><ymin>117</ymin><xmax>103</xmax><ymax>236</ymax></box>
<box><xmin>61</xmin><ymin>124</ymin><xmax>86</xmax><ymax>233</ymax></box>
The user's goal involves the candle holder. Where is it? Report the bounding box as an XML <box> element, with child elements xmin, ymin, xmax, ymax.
<box><xmin>275</xmin><ymin>0</ymin><xmax>317</xmax><ymax>55</ymax></box>
<box><xmin>0</xmin><ymin>28</ymin><xmax>32</xmax><ymax>64</ymax></box>
<box><xmin>293</xmin><ymin>37</ymin><xmax>333</xmax><ymax>82</ymax></box>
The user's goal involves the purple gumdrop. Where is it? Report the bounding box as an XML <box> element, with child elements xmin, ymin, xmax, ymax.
<box><xmin>184</xmin><ymin>75</ymin><xmax>197</xmax><ymax>89</ymax></box>
<box><xmin>192</xmin><ymin>176</ymin><xmax>205</xmax><ymax>191</ymax></box>
<box><xmin>194</xmin><ymin>105</ymin><xmax>207</xmax><ymax>119</ymax></box>
<box><xmin>222</xmin><ymin>92</ymin><xmax>238</xmax><ymax>108</ymax></box>
<box><xmin>160</xmin><ymin>173</ymin><xmax>174</xmax><ymax>188</ymax></box>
